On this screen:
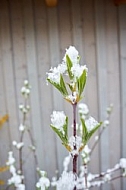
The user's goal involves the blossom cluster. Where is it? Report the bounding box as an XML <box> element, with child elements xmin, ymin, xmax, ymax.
<box><xmin>47</xmin><ymin>46</ymin><xmax>88</xmax><ymax>104</ymax></box>
<box><xmin>6</xmin><ymin>152</ymin><xmax>25</xmax><ymax>190</ymax></box>
<box><xmin>36</xmin><ymin>169</ymin><xmax>50</xmax><ymax>190</ymax></box>
<box><xmin>47</xmin><ymin>46</ymin><xmax>88</xmax><ymax>84</ymax></box>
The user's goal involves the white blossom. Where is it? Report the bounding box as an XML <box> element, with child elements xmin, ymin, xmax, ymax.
<box><xmin>51</xmin><ymin>111</ymin><xmax>66</xmax><ymax>134</ymax></box>
<box><xmin>87</xmin><ymin>173</ymin><xmax>96</xmax><ymax>181</ymax></box>
<box><xmin>51</xmin><ymin>177</ymin><xmax>57</xmax><ymax>187</ymax></box>
<box><xmin>9</xmin><ymin>165</ymin><xmax>16</xmax><ymax>174</ymax></box>
<box><xmin>16</xmin><ymin>184</ymin><xmax>25</xmax><ymax>190</ymax></box>
<box><xmin>95</xmin><ymin>135</ymin><xmax>99</xmax><ymax>141</ymax></box>
<box><xmin>103</xmin><ymin>174</ymin><xmax>111</xmax><ymax>182</ymax></box>
<box><xmin>47</xmin><ymin>61</ymin><xmax>67</xmax><ymax>84</ymax></box>
<box><xmin>21</xmin><ymin>85</ymin><xmax>31</xmax><ymax>98</ymax></box>
<box><xmin>85</xmin><ymin>116</ymin><xmax>99</xmax><ymax>132</ymax></box>
<box><xmin>8</xmin><ymin>174</ymin><xmax>24</xmax><ymax>187</ymax></box>
<box><xmin>57</xmin><ymin>63</ymin><xmax>67</xmax><ymax>74</ymax></box>
<box><xmin>24</xmin><ymin>80</ymin><xmax>29</xmax><ymax>86</ymax></box>
<box><xmin>12</xmin><ymin>141</ymin><xmax>17</xmax><ymax>146</ymax></box>
<box><xmin>119</xmin><ymin>158</ymin><xmax>126</xmax><ymax>169</ymax></box>
<box><xmin>63</xmin><ymin>155</ymin><xmax>71</xmax><ymax>172</ymax></box>
<box><xmin>103</xmin><ymin>120</ymin><xmax>109</xmax><ymax>128</ymax></box>
<box><xmin>12</xmin><ymin>141</ymin><xmax>24</xmax><ymax>150</ymax></box>
<box><xmin>63</xmin><ymin>46</ymin><xmax>79</xmax><ymax>65</ymax></box>
<box><xmin>68</xmin><ymin>136</ymin><xmax>83</xmax><ymax>155</ymax></box>
<box><xmin>81</xmin><ymin>145</ymin><xmax>91</xmax><ymax>164</ymax></box>
<box><xmin>29</xmin><ymin>145</ymin><xmax>36</xmax><ymax>151</ymax></box>
<box><xmin>36</xmin><ymin>175</ymin><xmax>50</xmax><ymax>190</ymax></box>
<box><xmin>47</xmin><ymin>67</ymin><xmax>61</xmax><ymax>84</ymax></box>
<box><xmin>55</xmin><ymin>171</ymin><xmax>76</xmax><ymax>190</ymax></box>
<box><xmin>16</xmin><ymin>142</ymin><xmax>24</xmax><ymax>149</ymax></box>
<box><xmin>7</xmin><ymin>151</ymin><xmax>25</xmax><ymax>189</ymax></box>
<box><xmin>71</xmin><ymin>64</ymin><xmax>88</xmax><ymax>80</ymax></box>
<box><xmin>19</xmin><ymin>104</ymin><xmax>24</xmax><ymax>110</ymax></box>
<box><xmin>66</xmin><ymin>91</ymin><xmax>78</xmax><ymax>104</ymax></box>
<box><xmin>19</xmin><ymin>104</ymin><xmax>28</xmax><ymax>113</ymax></box>
<box><xmin>19</xmin><ymin>124</ymin><xmax>25</xmax><ymax>132</ymax></box>
<box><xmin>90</xmin><ymin>180</ymin><xmax>104</xmax><ymax>187</ymax></box>
<box><xmin>78</xmin><ymin>103</ymin><xmax>89</xmax><ymax>115</ymax></box>
<box><xmin>6</xmin><ymin>152</ymin><xmax>15</xmax><ymax>165</ymax></box>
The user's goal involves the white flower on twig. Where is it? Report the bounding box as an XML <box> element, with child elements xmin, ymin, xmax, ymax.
<box><xmin>63</xmin><ymin>46</ymin><xmax>79</xmax><ymax>65</ymax></box>
<box><xmin>85</xmin><ymin>117</ymin><xmax>99</xmax><ymax>132</ymax></box>
<box><xmin>51</xmin><ymin>111</ymin><xmax>66</xmax><ymax>134</ymax></box>
<box><xmin>78</xmin><ymin>103</ymin><xmax>89</xmax><ymax>115</ymax></box>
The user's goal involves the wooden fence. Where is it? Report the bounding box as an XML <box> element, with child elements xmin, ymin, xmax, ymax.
<box><xmin>0</xmin><ymin>0</ymin><xmax>126</xmax><ymax>189</ymax></box>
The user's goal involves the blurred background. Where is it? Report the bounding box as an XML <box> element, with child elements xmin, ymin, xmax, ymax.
<box><xmin>0</xmin><ymin>0</ymin><xmax>126</xmax><ymax>189</ymax></box>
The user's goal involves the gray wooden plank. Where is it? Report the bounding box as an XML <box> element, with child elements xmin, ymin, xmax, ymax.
<box><xmin>33</xmin><ymin>0</ymin><xmax>57</xmax><ymax>179</ymax></box>
<box><xmin>47</xmin><ymin>5</ymin><xmax>66</xmax><ymax>175</ymax></box>
<box><xmin>118</xmin><ymin>4</ymin><xmax>126</xmax><ymax>190</ymax></box>
<box><xmin>0</xmin><ymin>23</ymin><xmax>11</xmax><ymax>187</ymax></box>
<box><xmin>57</xmin><ymin>0</ymin><xmax>73</xmax><ymax>172</ymax></box>
<box><xmin>23</xmin><ymin>0</ymin><xmax>44</xmax><ymax>188</ymax></box>
<box><xmin>81</xmin><ymin>0</ymin><xmax>100</xmax><ymax>180</ymax></box>
<box><xmin>105</xmin><ymin>0</ymin><xmax>121</xmax><ymax>189</ymax></box>
<box><xmin>0</xmin><ymin>0</ymin><xmax>20</xmax><ymax>160</ymax></box>
<box><xmin>9</xmin><ymin>0</ymin><xmax>37</xmax><ymax>189</ymax></box>
<box><xmin>94</xmin><ymin>1</ymin><xmax>110</xmax><ymax>189</ymax></box>
<box><xmin>71</xmin><ymin>0</ymin><xmax>84</xmax><ymax>63</ymax></box>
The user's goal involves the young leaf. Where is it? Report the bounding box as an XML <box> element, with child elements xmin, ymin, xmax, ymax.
<box><xmin>87</xmin><ymin>122</ymin><xmax>102</xmax><ymax>141</ymax></box>
<box><xmin>81</xmin><ymin>118</ymin><xmax>88</xmax><ymax>145</ymax></box>
<box><xmin>51</xmin><ymin>125</ymin><xmax>68</xmax><ymax>145</ymax></box>
<box><xmin>67</xmin><ymin>83</ymin><xmax>75</xmax><ymax>92</ymax></box>
<box><xmin>63</xmin><ymin>117</ymin><xmax>68</xmax><ymax>143</ymax></box>
<box><xmin>77</xmin><ymin>70</ymin><xmax>87</xmax><ymax>97</ymax></box>
<box><xmin>47</xmin><ymin>78</ymin><xmax>66</xmax><ymax>96</ymax></box>
<box><xmin>60</xmin><ymin>74</ymin><xmax>68</xmax><ymax>96</ymax></box>
<box><xmin>66</xmin><ymin>55</ymin><xmax>73</xmax><ymax>80</ymax></box>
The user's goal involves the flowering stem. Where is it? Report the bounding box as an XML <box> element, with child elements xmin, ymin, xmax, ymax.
<box><xmin>90</xmin><ymin>108</ymin><xmax>111</xmax><ymax>155</ymax></box>
<box><xmin>19</xmin><ymin>112</ymin><xmax>26</xmax><ymax>182</ymax></box>
<box><xmin>73</xmin><ymin>103</ymin><xmax>77</xmax><ymax>190</ymax></box>
<box><xmin>27</xmin><ymin>128</ymin><xmax>38</xmax><ymax>167</ymax></box>
<box><xmin>84</xmin><ymin>163</ymin><xmax>88</xmax><ymax>190</ymax></box>
<box><xmin>19</xmin><ymin>99</ymin><xmax>27</xmax><ymax>182</ymax></box>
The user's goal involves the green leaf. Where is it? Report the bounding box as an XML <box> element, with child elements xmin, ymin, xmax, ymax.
<box><xmin>81</xmin><ymin>118</ymin><xmax>88</xmax><ymax>145</ymax></box>
<box><xmin>66</xmin><ymin>55</ymin><xmax>73</xmax><ymax>80</ymax></box>
<box><xmin>87</xmin><ymin>122</ymin><xmax>102</xmax><ymax>141</ymax></box>
<box><xmin>47</xmin><ymin>78</ymin><xmax>66</xmax><ymax>96</ymax></box>
<box><xmin>51</xmin><ymin>124</ymin><xmax>68</xmax><ymax>145</ymax></box>
<box><xmin>51</xmin><ymin>125</ymin><xmax>64</xmax><ymax>141</ymax></box>
<box><xmin>60</xmin><ymin>75</ymin><xmax>68</xmax><ymax>96</ymax></box>
<box><xmin>77</xmin><ymin>69</ymin><xmax>87</xmax><ymax>97</ymax></box>
<box><xmin>63</xmin><ymin>117</ymin><xmax>68</xmax><ymax>143</ymax></box>
<box><xmin>67</xmin><ymin>83</ymin><xmax>74</xmax><ymax>92</ymax></box>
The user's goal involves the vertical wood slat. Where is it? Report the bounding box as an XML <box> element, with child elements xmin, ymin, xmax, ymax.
<box><xmin>22</xmin><ymin>0</ymin><xmax>43</xmax><ymax>188</ymax></box>
<box><xmin>82</xmin><ymin>0</ymin><xmax>100</xmax><ymax>181</ymax></box>
<box><xmin>71</xmin><ymin>0</ymin><xmax>84</xmax><ymax>63</ymax></box>
<box><xmin>0</xmin><ymin>0</ymin><xmax>19</xmax><ymax>158</ymax></box>
<box><xmin>9</xmin><ymin>1</ymin><xmax>37</xmax><ymax>189</ymax></box>
<box><xmin>105</xmin><ymin>0</ymin><xmax>121</xmax><ymax>189</ymax></box>
<box><xmin>0</xmin><ymin>24</ymin><xmax>11</xmax><ymax>185</ymax></box>
<box><xmin>57</xmin><ymin>0</ymin><xmax>73</xmax><ymax>128</ymax></box>
<box><xmin>47</xmin><ymin>5</ymin><xmax>67</xmax><ymax>175</ymax></box>
<box><xmin>94</xmin><ymin>1</ymin><xmax>110</xmax><ymax>190</ymax></box>
<box><xmin>33</xmin><ymin>0</ymin><xmax>57</xmax><ymax>178</ymax></box>
<box><xmin>118</xmin><ymin>5</ymin><xmax>126</xmax><ymax>190</ymax></box>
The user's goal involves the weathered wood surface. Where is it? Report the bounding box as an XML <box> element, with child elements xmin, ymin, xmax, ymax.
<box><xmin>0</xmin><ymin>0</ymin><xmax>126</xmax><ymax>189</ymax></box>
